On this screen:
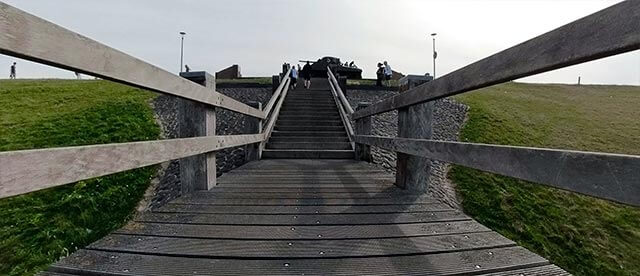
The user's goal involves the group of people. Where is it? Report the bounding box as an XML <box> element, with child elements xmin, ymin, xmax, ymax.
<box><xmin>289</xmin><ymin>61</ymin><xmax>312</xmax><ymax>90</ymax></box>
<box><xmin>376</xmin><ymin>61</ymin><xmax>393</xmax><ymax>86</ymax></box>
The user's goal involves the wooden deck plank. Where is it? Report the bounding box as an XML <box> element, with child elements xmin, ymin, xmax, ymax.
<box><xmin>88</xmin><ymin>232</ymin><xmax>514</xmax><ymax>258</ymax></box>
<box><xmin>136</xmin><ymin>211</ymin><xmax>469</xmax><ymax>225</ymax></box>
<box><xmin>116</xmin><ymin>221</ymin><xmax>488</xmax><ymax>240</ymax></box>
<box><xmin>50</xmin><ymin>246</ymin><xmax>550</xmax><ymax>275</ymax></box>
<box><xmin>46</xmin><ymin>159</ymin><xmax>566</xmax><ymax>275</ymax></box>
<box><xmin>478</xmin><ymin>264</ymin><xmax>570</xmax><ymax>275</ymax></box>
<box><xmin>196</xmin><ymin>187</ymin><xmax>396</xmax><ymax>193</ymax></box>
<box><xmin>156</xmin><ymin>202</ymin><xmax>453</xmax><ymax>214</ymax></box>
<box><xmin>182</xmin><ymin>190</ymin><xmax>427</xmax><ymax>199</ymax></box>
<box><xmin>171</xmin><ymin>197</ymin><xmax>438</xmax><ymax>206</ymax></box>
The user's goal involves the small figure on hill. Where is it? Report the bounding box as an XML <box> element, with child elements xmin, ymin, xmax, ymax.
<box><xmin>9</xmin><ymin>62</ymin><xmax>16</xmax><ymax>79</ymax></box>
<box><xmin>376</xmin><ymin>62</ymin><xmax>384</xmax><ymax>86</ymax></box>
<box><xmin>383</xmin><ymin>61</ymin><xmax>392</xmax><ymax>86</ymax></box>
<box><xmin>289</xmin><ymin>65</ymin><xmax>298</xmax><ymax>89</ymax></box>
<box><xmin>302</xmin><ymin>61</ymin><xmax>312</xmax><ymax>89</ymax></box>
<box><xmin>185</xmin><ymin>64</ymin><xmax>191</xmax><ymax>72</ymax></box>
<box><xmin>349</xmin><ymin>61</ymin><xmax>356</xmax><ymax>68</ymax></box>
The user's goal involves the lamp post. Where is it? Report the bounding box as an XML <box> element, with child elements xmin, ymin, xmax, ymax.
<box><xmin>430</xmin><ymin>33</ymin><xmax>437</xmax><ymax>79</ymax></box>
<box><xmin>179</xmin><ymin>31</ymin><xmax>186</xmax><ymax>73</ymax></box>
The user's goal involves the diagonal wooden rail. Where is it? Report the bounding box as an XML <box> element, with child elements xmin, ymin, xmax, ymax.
<box><xmin>351</xmin><ymin>0</ymin><xmax>640</xmax><ymax>207</ymax></box>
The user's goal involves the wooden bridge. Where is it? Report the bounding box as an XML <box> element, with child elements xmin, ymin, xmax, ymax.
<box><xmin>1</xmin><ymin>1</ymin><xmax>639</xmax><ymax>275</ymax></box>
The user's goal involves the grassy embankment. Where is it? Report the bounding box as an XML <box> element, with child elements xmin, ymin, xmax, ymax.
<box><xmin>452</xmin><ymin>82</ymin><xmax>640</xmax><ymax>276</ymax></box>
<box><xmin>0</xmin><ymin>80</ymin><xmax>160</xmax><ymax>275</ymax></box>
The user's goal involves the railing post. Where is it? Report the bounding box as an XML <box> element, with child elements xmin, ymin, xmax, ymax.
<box><xmin>178</xmin><ymin>71</ymin><xmax>217</xmax><ymax>193</ymax></box>
<box><xmin>338</xmin><ymin>75</ymin><xmax>347</xmax><ymax>94</ymax></box>
<box><xmin>395</xmin><ymin>78</ymin><xmax>433</xmax><ymax>191</ymax></box>
<box><xmin>355</xmin><ymin>102</ymin><xmax>372</xmax><ymax>162</ymax></box>
<box><xmin>272</xmin><ymin>75</ymin><xmax>282</xmax><ymax>95</ymax></box>
<box><xmin>245</xmin><ymin>101</ymin><xmax>263</xmax><ymax>161</ymax></box>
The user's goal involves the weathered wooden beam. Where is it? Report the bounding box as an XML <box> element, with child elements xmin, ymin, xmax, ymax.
<box><xmin>353</xmin><ymin>0</ymin><xmax>640</xmax><ymax>119</ymax></box>
<box><xmin>328</xmin><ymin>76</ymin><xmax>355</xmax><ymax>144</ymax></box>
<box><xmin>395</xmin><ymin>83</ymin><xmax>433</xmax><ymax>191</ymax></box>
<box><xmin>327</xmin><ymin>67</ymin><xmax>354</xmax><ymax>114</ymax></box>
<box><xmin>178</xmin><ymin>72</ymin><xmax>217</xmax><ymax>192</ymax></box>
<box><xmin>353</xmin><ymin>135</ymin><xmax>640</xmax><ymax>206</ymax></box>
<box><xmin>245</xmin><ymin>101</ymin><xmax>263</xmax><ymax>161</ymax></box>
<box><xmin>0</xmin><ymin>3</ymin><xmax>264</xmax><ymax>119</ymax></box>
<box><xmin>261</xmin><ymin>78</ymin><xmax>290</xmax><ymax>149</ymax></box>
<box><xmin>263</xmin><ymin>68</ymin><xmax>291</xmax><ymax>116</ymax></box>
<box><xmin>354</xmin><ymin>103</ymin><xmax>372</xmax><ymax>162</ymax></box>
<box><xmin>0</xmin><ymin>134</ymin><xmax>265</xmax><ymax>199</ymax></box>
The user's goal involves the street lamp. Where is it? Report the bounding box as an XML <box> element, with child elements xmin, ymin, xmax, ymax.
<box><xmin>430</xmin><ymin>33</ymin><xmax>437</xmax><ymax>79</ymax></box>
<box><xmin>179</xmin><ymin>31</ymin><xmax>186</xmax><ymax>73</ymax></box>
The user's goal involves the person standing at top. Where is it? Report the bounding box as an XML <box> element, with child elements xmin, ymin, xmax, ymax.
<box><xmin>302</xmin><ymin>61</ymin><xmax>312</xmax><ymax>89</ymax></box>
<box><xmin>383</xmin><ymin>61</ymin><xmax>392</xmax><ymax>86</ymax></box>
<box><xmin>289</xmin><ymin>64</ymin><xmax>298</xmax><ymax>89</ymax></box>
<box><xmin>9</xmin><ymin>62</ymin><xmax>16</xmax><ymax>79</ymax></box>
<box><xmin>375</xmin><ymin>62</ymin><xmax>384</xmax><ymax>86</ymax></box>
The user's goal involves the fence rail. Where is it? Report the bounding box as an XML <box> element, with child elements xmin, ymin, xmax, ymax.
<box><xmin>353</xmin><ymin>0</ymin><xmax>640</xmax><ymax>120</ymax></box>
<box><xmin>0</xmin><ymin>134</ymin><xmax>264</xmax><ymax>199</ymax></box>
<box><xmin>0</xmin><ymin>3</ymin><xmax>264</xmax><ymax>119</ymax></box>
<box><xmin>327</xmin><ymin>68</ymin><xmax>355</xmax><ymax>148</ymax></box>
<box><xmin>0</xmin><ymin>2</ymin><xmax>295</xmax><ymax>199</ymax></box>
<box><xmin>354</xmin><ymin>135</ymin><xmax>640</xmax><ymax>206</ymax></box>
<box><xmin>352</xmin><ymin>0</ymin><xmax>640</xmax><ymax>207</ymax></box>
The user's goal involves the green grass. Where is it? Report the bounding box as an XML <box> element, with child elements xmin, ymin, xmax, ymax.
<box><xmin>216</xmin><ymin>77</ymin><xmax>272</xmax><ymax>84</ymax></box>
<box><xmin>347</xmin><ymin>78</ymin><xmax>398</xmax><ymax>87</ymax></box>
<box><xmin>452</xmin><ymin>82</ymin><xmax>640</xmax><ymax>276</ymax></box>
<box><xmin>0</xmin><ymin>79</ymin><xmax>161</xmax><ymax>275</ymax></box>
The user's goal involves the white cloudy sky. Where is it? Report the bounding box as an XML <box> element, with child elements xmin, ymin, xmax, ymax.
<box><xmin>1</xmin><ymin>0</ymin><xmax>639</xmax><ymax>85</ymax></box>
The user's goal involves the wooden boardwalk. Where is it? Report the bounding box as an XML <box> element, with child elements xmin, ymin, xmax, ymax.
<box><xmin>43</xmin><ymin>160</ymin><xmax>568</xmax><ymax>275</ymax></box>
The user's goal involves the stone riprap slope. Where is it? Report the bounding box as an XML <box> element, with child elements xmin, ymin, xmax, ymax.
<box><xmin>346</xmin><ymin>89</ymin><xmax>468</xmax><ymax>209</ymax></box>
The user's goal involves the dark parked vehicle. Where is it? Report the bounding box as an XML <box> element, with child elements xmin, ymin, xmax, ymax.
<box><xmin>299</xmin><ymin>56</ymin><xmax>362</xmax><ymax>79</ymax></box>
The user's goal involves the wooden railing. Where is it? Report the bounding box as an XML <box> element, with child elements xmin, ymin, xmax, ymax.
<box><xmin>352</xmin><ymin>0</ymin><xmax>640</xmax><ymax>206</ymax></box>
<box><xmin>327</xmin><ymin>68</ymin><xmax>355</xmax><ymax>149</ymax></box>
<box><xmin>0</xmin><ymin>3</ymin><xmax>289</xmax><ymax>199</ymax></box>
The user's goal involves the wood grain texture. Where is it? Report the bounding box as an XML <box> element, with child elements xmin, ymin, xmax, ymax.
<box><xmin>262</xmin><ymin>78</ymin><xmax>290</xmax><ymax>146</ymax></box>
<box><xmin>0</xmin><ymin>134</ymin><xmax>264</xmax><ymax>198</ymax></box>
<box><xmin>50</xmin><ymin>247</ymin><xmax>551</xmax><ymax>275</ymax></box>
<box><xmin>263</xmin><ymin>68</ymin><xmax>292</xmax><ymax>116</ymax></box>
<box><xmin>45</xmin><ymin>159</ymin><xmax>565</xmax><ymax>275</ymax></box>
<box><xmin>353</xmin><ymin>0</ymin><xmax>640</xmax><ymax>119</ymax></box>
<box><xmin>328</xmin><ymin>75</ymin><xmax>355</xmax><ymax>146</ymax></box>
<box><xmin>355</xmin><ymin>135</ymin><xmax>640</xmax><ymax>206</ymax></box>
<box><xmin>88</xmin><ymin>232</ymin><xmax>513</xmax><ymax>258</ymax></box>
<box><xmin>0</xmin><ymin>3</ymin><xmax>263</xmax><ymax>118</ymax></box>
<box><xmin>134</xmin><ymin>210</ymin><xmax>469</xmax><ymax>225</ymax></box>
<box><xmin>327</xmin><ymin>68</ymin><xmax>354</xmax><ymax>114</ymax></box>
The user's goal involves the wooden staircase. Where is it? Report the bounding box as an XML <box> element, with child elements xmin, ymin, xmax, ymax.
<box><xmin>262</xmin><ymin>78</ymin><xmax>354</xmax><ymax>159</ymax></box>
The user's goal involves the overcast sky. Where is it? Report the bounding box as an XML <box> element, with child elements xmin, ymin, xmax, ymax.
<box><xmin>1</xmin><ymin>0</ymin><xmax>639</xmax><ymax>85</ymax></box>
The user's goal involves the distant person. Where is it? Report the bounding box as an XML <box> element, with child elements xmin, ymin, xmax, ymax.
<box><xmin>383</xmin><ymin>61</ymin><xmax>392</xmax><ymax>86</ymax></box>
<box><xmin>75</xmin><ymin>72</ymin><xmax>82</xmax><ymax>79</ymax></box>
<box><xmin>290</xmin><ymin>65</ymin><xmax>298</xmax><ymax>89</ymax></box>
<box><xmin>185</xmin><ymin>65</ymin><xmax>191</xmax><ymax>72</ymax></box>
<box><xmin>9</xmin><ymin>62</ymin><xmax>16</xmax><ymax>79</ymax></box>
<box><xmin>297</xmin><ymin>64</ymin><xmax>301</xmax><ymax>72</ymax></box>
<box><xmin>302</xmin><ymin>61</ymin><xmax>312</xmax><ymax>89</ymax></box>
<box><xmin>376</xmin><ymin>62</ymin><xmax>384</xmax><ymax>86</ymax></box>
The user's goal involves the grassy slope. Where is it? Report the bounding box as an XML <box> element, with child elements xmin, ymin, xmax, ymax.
<box><xmin>453</xmin><ymin>82</ymin><xmax>640</xmax><ymax>276</ymax></box>
<box><xmin>0</xmin><ymin>80</ymin><xmax>160</xmax><ymax>275</ymax></box>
